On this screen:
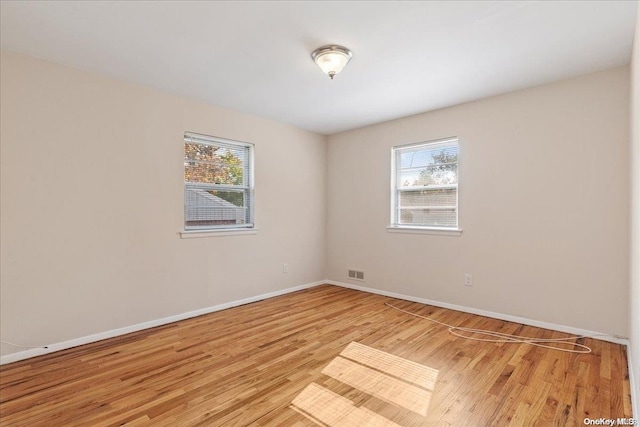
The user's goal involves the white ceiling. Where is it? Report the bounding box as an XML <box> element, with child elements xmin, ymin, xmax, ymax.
<box><xmin>0</xmin><ymin>1</ymin><xmax>637</xmax><ymax>135</ymax></box>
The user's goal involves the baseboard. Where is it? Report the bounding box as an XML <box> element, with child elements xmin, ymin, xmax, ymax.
<box><xmin>327</xmin><ymin>280</ymin><xmax>629</xmax><ymax>346</ymax></box>
<box><xmin>2</xmin><ymin>279</ymin><xmax>630</xmax><ymax>365</ymax></box>
<box><xmin>628</xmin><ymin>343</ymin><xmax>639</xmax><ymax>420</ymax></box>
<box><xmin>0</xmin><ymin>280</ymin><xmax>324</xmax><ymax>365</ymax></box>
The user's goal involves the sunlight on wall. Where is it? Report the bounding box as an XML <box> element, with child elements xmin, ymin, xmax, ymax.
<box><xmin>290</xmin><ymin>342</ymin><xmax>439</xmax><ymax>426</ymax></box>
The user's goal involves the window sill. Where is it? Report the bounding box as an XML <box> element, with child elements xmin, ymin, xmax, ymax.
<box><xmin>386</xmin><ymin>226</ymin><xmax>462</xmax><ymax>236</ymax></box>
<box><xmin>180</xmin><ymin>228</ymin><xmax>259</xmax><ymax>239</ymax></box>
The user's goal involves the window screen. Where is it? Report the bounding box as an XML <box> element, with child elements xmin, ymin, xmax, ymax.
<box><xmin>391</xmin><ymin>138</ymin><xmax>458</xmax><ymax>229</ymax></box>
<box><xmin>184</xmin><ymin>132</ymin><xmax>254</xmax><ymax>230</ymax></box>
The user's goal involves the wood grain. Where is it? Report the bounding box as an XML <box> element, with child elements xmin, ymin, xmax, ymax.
<box><xmin>0</xmin><ymin>285</ymin><xmax>632</xmax><ymax>426</ymax></box>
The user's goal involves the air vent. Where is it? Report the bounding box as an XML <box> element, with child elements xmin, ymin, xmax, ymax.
<box><xmin>348</xmin><ymin>269</ymin><xmax>365</xmax><ymax>281</ymax></box>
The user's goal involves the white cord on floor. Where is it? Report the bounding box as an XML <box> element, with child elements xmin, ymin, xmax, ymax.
<box><xmin>1</xmin><ymin>340</ymin><xmax>48</xmax><ymax>349</ymax></box>
<box><xmin>385</xmin><ymin>302</ymin><xmax>602</xmax><ymax>354</ymax></box>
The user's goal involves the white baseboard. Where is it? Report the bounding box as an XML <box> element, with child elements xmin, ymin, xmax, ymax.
<box><xmin>0</xmin><ymin>280</ymin><xmax>324</xmax><ymax>365</ymax></box>
<box><xmin>327</xmin><ymin>280</ymin><xmax>629</xmax><ymax>346</ymax></box>
<box><xmin>1</xmin><ymin>279</ymin><xmax>630</xmax><ymax>364</ymax></box>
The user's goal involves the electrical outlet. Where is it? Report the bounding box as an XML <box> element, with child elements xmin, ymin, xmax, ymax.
<box><xmin>464</xmin><ymin>274</ymin><xmax>472</xmax><ymax>286</ymax></box>
<box><xmin>283</xmin><ymin>263</ymin><xmax>288</xmax><ymax>273</ymax></box>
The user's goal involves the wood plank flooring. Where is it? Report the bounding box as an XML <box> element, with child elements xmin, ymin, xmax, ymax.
<box><xmin>0</xmin><ymin>285</ymin><xmax>633</xmax><ymax>426</ymax></box>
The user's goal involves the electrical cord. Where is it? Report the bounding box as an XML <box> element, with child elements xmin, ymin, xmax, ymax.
<box><xmin>385</xmin><ymin>302</ymin><xmax>605</xmax><ymax>354</ymax></box>
<box><xmin>1</xmin><ymin>340</ymin><xmax>48</xmax><ymax>349</ymax></box>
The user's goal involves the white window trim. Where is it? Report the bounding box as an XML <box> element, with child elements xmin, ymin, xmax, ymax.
<box><xmin>183</xmin><ymin>132</ymin><xmax>255</xmax><ymax>235</ymax></box>
<box><xmin>389</xmin><ymin>137</ymin><xmax>460</xmax><ymax>235</ymax></box>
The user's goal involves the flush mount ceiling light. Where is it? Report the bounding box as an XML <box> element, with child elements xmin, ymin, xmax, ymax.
<box><xmin>311</xmin><ymin>45</ymin><xmax>353</xmax><ymax>80</ymax></box>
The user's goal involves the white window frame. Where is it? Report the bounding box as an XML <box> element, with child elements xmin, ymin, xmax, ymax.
<box><xmin>181</xmin><ymin>132</ymin><xmax>256</xmax><ymax>238</ymax></box>
<box><xmin>388</xmin><ymin>137</ymin><xmax>462</xmax><ymax>236</ymax></box>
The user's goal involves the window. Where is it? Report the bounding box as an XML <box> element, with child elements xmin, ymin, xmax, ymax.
<box><xmin>390</xmin><ymin>137</ymin><xmax>459</xmax><ymax>231</ymax></box>
<box><xmin>184</xmin><ymin>132</ymin><xmax>254</xmax><ymax>231</ymax></box>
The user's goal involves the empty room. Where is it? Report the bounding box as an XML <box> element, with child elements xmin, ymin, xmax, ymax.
<box><xmin>1</xmin><ymin>1</ymin><xmax>639</xmax><ymax>426</ymax></box>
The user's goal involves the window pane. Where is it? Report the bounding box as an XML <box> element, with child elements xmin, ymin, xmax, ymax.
<box><xmin>399</xmin><ymin>146</ymin><xmax>457</xmax><ymax>169</ymax></box>
<box><xmin>184</xmin><ymin>161</ymin><xmax>244</xmax><ymax>185</ymax></box>
<box><xmin>209</xmin><ymin>190</ymin><xmax>244</xmax><ymax>207</ymax></box>
<box><xmin>185</xmin><ymin>186</ymin><xmax>248</xmax><ymax>228</ymax></box>
<box><xmin>399</xmin><ymin>208</ymin><xmax>457</xmax><ymax>227</ymax></box>
<box><xmin>399</xmin><ymin>188</ymin><xmax>457</xmax><ymax>208</ymax></box>
<box><xmin>185</xmin><ymin>145</ymin><xmax>246</xmax><ymax>185</ymax></box>
<box><xmin>398</xmin><ymin>188</ymin><xmax>457</xmax><ymax>226</ymax></box>
<box><xmin>185</xmin><ymin>142</ymin><xmax>217</xmax><ymax>162</ymax></box>
<box><xmin>399</xmin><ymin>164</ymin><xmax>458</xmax><ymax>187</ymax></box>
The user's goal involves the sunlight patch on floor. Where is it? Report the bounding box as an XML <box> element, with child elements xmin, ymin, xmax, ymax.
<box><xmin>291</xmin><ymin>383</ymin><xmax>402</xmax><ymax>427</ymax></box>
<box><xmin>290</xmin><ymin>342</ymin><xmax>438</xmax><ymax>426</ymax></box>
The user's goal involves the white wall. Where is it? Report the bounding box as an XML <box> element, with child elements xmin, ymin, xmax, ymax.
<box><xmin>629</xmin><ymin>4</ymin><xmax>640</xmax><ymax>415</ymax></box>
<box><xmin>0</xmin><ymin>48</ymin><xmax>633</xmax><ymax>363</ymax></box>
<box><xmin>327</xmin><ymin>67</ymin><xmax>630</xmax><ymax>336</ymax></box>
<box><xmin>0</xmin><ymin>51</ymin><xmax>327</xmax><ymax>357</ymax></box>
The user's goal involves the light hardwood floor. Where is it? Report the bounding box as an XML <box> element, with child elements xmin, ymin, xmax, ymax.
<box><xmin>0</xmin><ymin>285</ymin><xmax>633</xmax><ymax>426</ymax></box>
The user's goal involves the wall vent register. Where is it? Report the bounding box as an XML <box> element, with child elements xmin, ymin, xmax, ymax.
<box><xmin>348</xmin><ymin>270</ymin><xmax>365</xmax><ymax>281</ymax></box>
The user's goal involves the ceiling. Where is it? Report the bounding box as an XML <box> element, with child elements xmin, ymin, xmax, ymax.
<box><xmin>0</xmin><ymin>1</ymin><xmax>637</xmax><ymax>135</ymax></box>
